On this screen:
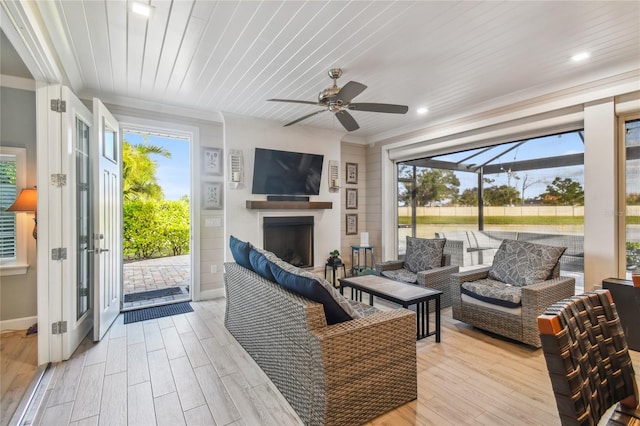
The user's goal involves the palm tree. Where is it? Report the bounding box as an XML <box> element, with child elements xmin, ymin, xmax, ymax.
<box><xmin>122</xmin><ymin>141</ymin><xmax>171</xmax><ymax>201</ymax></box>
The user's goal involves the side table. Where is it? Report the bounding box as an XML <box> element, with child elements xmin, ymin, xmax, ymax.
<box><xmin>325</xmin><ymin>262</ymin><xmax>346</xmax><ymax>287</ymax></box>
<box><xmin>351</xmin><ymin>245</ymin><xmax>374</xmax><ymax>276</ymax></box>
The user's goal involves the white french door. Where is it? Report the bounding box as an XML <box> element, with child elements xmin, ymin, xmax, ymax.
<box><xmin>92</xmin><ymin>99</ymin><xmax>121</xmax><ymax>342</ymax></box>
<box><xmin>42</xmin><ymin>86</ymin><xmax>121</xmax><ymax>360</ymax></box>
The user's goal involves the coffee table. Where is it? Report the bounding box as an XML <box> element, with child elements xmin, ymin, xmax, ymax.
<box><xmin>339</xmin><ymin>274</ymin><xmax>442</xmax><ymax>341</ymax></box>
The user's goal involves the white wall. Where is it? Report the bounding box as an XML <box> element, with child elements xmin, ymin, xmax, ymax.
<box><xmin>223</xmin><ymin>115</ymin><xmax>343</xmax><ymax>269</ymax></box>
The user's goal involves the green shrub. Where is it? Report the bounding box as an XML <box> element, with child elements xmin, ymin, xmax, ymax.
<box><xmin>123</xmin><ymin>199</ymin><xmax>190</xmax><ymax>260</ymax></box>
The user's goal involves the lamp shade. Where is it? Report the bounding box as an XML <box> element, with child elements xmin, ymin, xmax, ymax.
<box><xmin>7</xmin><ymin>188</ymin><xmax>37</xmax><ymax>212</ymax></box>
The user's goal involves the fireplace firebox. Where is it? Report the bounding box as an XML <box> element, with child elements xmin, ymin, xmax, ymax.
<box><xmin>263</xmin><ymin>216</ymin><xmax>314</xmax><ymax>268</ymax></box>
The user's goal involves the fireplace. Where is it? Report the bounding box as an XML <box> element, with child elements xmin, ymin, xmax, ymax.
<box><xmin>263</xmin><ymin>216</ymin><xmax>314</xmax><ymax>267</ymax></box>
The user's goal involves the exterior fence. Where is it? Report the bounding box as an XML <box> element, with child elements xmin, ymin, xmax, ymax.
<box><xmin>397</xmin><ymin>206</ymin><xmax>640</xmax><ymax>217</ymax></box>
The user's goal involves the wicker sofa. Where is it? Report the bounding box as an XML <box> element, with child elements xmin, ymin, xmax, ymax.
<box><xmin>224</xmin><ymin>262</ymin><xmax>417</xmax><ymax>426</ymax></box>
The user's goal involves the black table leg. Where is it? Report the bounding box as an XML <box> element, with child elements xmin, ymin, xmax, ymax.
<box><xmin>435</xmin><ymin>295</ymin><xmax>441</xmax><ymax>343</ymax></box>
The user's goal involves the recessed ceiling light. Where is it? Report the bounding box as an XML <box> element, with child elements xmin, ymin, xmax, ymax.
<box><xmin>571</xmin><ymin>52</ymin><xmax>590</xmax><ymax>62</ymax></box>
<box><xmin>417</xmin><ymin>107</ymin><xmax>429</xmax><ymax>115</ymax></box>
<box><xmin>131</xmin><ymin>2</ymin><xmax>152</xmax><ymax>17</ymax></box>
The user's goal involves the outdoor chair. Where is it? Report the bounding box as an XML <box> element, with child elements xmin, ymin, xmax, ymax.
<box><xmin>537</xmin><ymin>291</ymin><xmax>640</xmax><ymax>425</ymax></box>
<box><xmin>375</xmin><ymin>236</ymin><xmax>459</xmax><ymax>308</ymax></box>
<box><xmin>451</xmin><ymin>239</ymin><xmax>575</xmax><ymax>347</ymax></box>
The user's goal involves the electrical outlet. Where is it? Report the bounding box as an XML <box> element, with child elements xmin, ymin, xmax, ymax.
<box><xmin>210</xmin><ymin>264</ymin><xmax>217</xmax><ymax>274</ymax></box>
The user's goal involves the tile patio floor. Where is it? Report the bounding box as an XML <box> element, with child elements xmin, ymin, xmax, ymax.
<box><xmin>122</xmin><ymin>255</ymin><xmax>191</xmax><ymax>310</ymax></box>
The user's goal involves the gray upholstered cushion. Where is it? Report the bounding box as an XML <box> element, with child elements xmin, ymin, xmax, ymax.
<box><xmin>403</xmin><ymin>237</ymin><xmax>446</xmax><ymax>273</ymax></box>
<box><xmin>347</xmin><ymin>299</ymin><xmax>381</xmax><ymax>317</ymax></box>
<box><xmin>381</xmin><ymin>268</ymin><xmax>417</xmax><ymax>283</ymax></box>
<box><xmin>461</xmin><ymin>278</ymin><xmax>522</xmax><ymax>308</ymax></box>
<box><xmin>488</xmin><ymin>239</ymin><xmax>566</xmax><ymax>286</ymax></box>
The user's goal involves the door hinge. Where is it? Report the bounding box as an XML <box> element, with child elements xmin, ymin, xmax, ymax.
<box><xmin>51</xmin><ymin>248</ymin><xmax>67</xmax><ymax>261</ymax></box>
<box><xmin>52</xmin><ymin>321</ymin><xmax>67</xmax><ymax>334</ymax></box>
<box><xmin>50</xmin><ymin>99</ymin><xmax>66</xmax><ymax>112</ymax></box>
<box><xmin>51</xmin><ymin>174</ymin><xmax>67</xmax><ymax>187</ymax></box>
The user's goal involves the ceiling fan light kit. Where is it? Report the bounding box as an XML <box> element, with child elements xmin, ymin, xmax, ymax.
<box><xmin>268</xmin><ymin>68</ymin><xmax>409</xmax><ymax>132</ymax></box>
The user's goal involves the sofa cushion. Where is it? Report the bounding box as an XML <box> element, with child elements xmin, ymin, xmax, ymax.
<box><xmin>249</xmin><ymin>248</ymin><xmax>275</xmax><ymax>281</ymax></box>
<box><xmin>461</xmin><ymin>278</ymin><xmax>522</xmax><ymax>308</ymax></box>
<box><xmin>230</xmin><ymin>235</ymin><xmax>253</xmax><ymax>270</ymax></box>
<box><xmin>269</xmin><ymin>262</ymin><xmax>360</xmax><ymax>324</ymax></box>
<box><xmin>488</xmin><ymin>239</ymin><xmax>566</xmax><ymax>286</ymax></box>
<box><xmin>381</xmin><ymin>268</ymin><xmax>417</xmax><ymax>284</ymax></box>
<box><xmin>404</xmin><ymin>237</ymin><xmax>445</xmax><ymax>272</ymax></box>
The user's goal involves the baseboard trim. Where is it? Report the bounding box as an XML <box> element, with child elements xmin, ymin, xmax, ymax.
<box><xmin>198</xmin><ymin>288</ymin><xmax>225</xmax><ymax>301</ymax></box>
<box><xmin>0</xmin><ymin>315</ymin><xmax>37</xmax><ymax>331</ymax></box>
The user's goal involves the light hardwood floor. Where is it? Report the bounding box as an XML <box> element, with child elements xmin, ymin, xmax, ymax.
<box><xmin>29</xmin><ymin>298</ymin><xmax>640</xmax><ymax>426</ymax></box>
<box><xmin>1</xmin><ymin>330</ymin><xmax>37</xmax><ymax>426</ymax></box>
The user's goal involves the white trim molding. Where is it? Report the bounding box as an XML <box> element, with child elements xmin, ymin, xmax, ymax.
<box><xmin>0</xmin><ymin>315</ymin><xmax>37</xmax><ymax>332</ymax></box>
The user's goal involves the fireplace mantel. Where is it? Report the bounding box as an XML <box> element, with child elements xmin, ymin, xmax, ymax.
<box><xmin>246</xmin><ymin>200</ymin><xmax>332</xmax><ymax>210</ymax></box>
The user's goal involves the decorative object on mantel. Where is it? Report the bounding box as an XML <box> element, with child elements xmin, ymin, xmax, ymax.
<box><xmin>7</xmin><ymin>187</ymin><xmax>37</xmax><ymax>239</ymax></box>
<box><xmin>346</xmin><ymin>188</ymin><xmax>358</xmax><ymax>209</ymax></box>
<box><xmin>346</xmin><ymin>213</ymin><xmax>358</xmax><ymax>235</ymax></box>
<box><xmin>328</xmin><ymin>160</ymin><xmax>340</xmax><ymax>192</ymax></box>
<box><xmin>228</xmin><ymin>149</ymin><xmax>244</xmax><ymax>189</ymax></box>
<box><xmin>346</xmin><ymin>162</ymin><xmax>358</xmax><ymax>184</ymax></box>
<box><xmin>202</xmin><ymin>147</ymin><xmax>223</xmax><ymax>176</ymax></box>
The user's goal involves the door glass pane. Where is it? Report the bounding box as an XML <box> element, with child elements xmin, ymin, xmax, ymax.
<box><xmin>76</xmin><ymin>118</ymin><xmax>91</xmax><ymax>319</ymax></box>
<box><xmin>625</xmin><ymin>119</ymin><xmax>640</xmax><ymax>279</ymax></box>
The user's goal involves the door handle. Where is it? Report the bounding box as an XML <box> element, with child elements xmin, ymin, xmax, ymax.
<box><xmin>98</xmin><ymin>248</ymin><xmax>110</xmax><ymax>253</ymax></box>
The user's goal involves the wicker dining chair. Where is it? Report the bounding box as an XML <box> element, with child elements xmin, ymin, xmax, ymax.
<box><xmin>537</xmin><ymin>291</ymin><xmax>640</xmax><ymax>425</ymax></box>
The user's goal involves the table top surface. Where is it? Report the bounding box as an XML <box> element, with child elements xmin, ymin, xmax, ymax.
<box><xmin>340</xmin><ymin>274</ymin><xmax>441</xmax><ymax>303</ymax></box>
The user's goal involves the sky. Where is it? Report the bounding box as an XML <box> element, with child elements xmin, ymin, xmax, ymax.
<box><xmin>123</xmin><ymin>131</ymin><xmax>190</xmax><ymax>200</ymax></box>
<box><xmin>428</xmin><ymin>131</ymin><xmax>587</xmax><ymax>201</ymax></box>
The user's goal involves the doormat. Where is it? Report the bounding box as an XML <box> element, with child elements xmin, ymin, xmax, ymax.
<box><xmin>124</xmin><ymin>287</ymin><xmax>184</xmax><ymax>303</ymax></box>
<box><xmin>124</xmin><ymin>302</ymin><xmax>193</xmax><ymax>324</ymax></box>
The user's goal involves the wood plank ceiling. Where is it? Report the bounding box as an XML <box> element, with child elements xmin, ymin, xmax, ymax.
<box><xmin>31</xmin><ymin>1</ymin><xmax>640</xmax><ymax>139</ymax></box>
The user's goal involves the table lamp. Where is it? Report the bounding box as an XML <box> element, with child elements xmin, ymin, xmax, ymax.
<box><xmin>7</xmin><ymin>188</ymin><xmax>37</xmax><ymax>239</ymax></box>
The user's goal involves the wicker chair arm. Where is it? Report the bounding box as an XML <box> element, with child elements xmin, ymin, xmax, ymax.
<box><xmin>451</xmin><ymin>267</ymin><xmax>491</xmax><ymax>284</ymax></box>
<box><xmin>375</xmin><ymin>260</ymin><xmax>405</xmax><ymax>272</ymax></box>
<box><xmin>521</xmin><ymin>276</ymin><xmax>576</xmax><ymax>317</ymax></box>
<box><xmin>416</xmin><ymin>265</ymin><xmax>459</xmax><ymax>287</ymax></box>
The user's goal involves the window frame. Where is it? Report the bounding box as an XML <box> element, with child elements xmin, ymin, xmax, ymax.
<box><xmin>0</xmin><ymin>146</ymin><xmax>29</xmax><ymax>276</ymax></box>
<box><xmin>618</xmin><ymin>113</ymin><xmax>640</xmax><ymax>279</ymax></box>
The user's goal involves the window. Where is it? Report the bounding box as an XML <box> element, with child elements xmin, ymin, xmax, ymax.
<box><xmin>0</xmin><ymin>147</ymin><xmax>28</xmax><ymax>275</ymax></box>
<box><xmin>623</xmin><ymin>117</ymin><xmax>640</xmax><ymax>279</ymax></box>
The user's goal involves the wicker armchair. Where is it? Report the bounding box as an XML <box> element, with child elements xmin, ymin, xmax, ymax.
<box><xmin>451</xmin><ymin>240</ymin><xmax>575</xmax><ymax>347</ymax></box>
<box><xmin>538</xmin><ymin>291</ymin><xmax>639</xmax><ymax>425</ymax></box>
<box><xmin>376</xmin><ymin>237</ymin><xmax>459</xmax><ymax>308</ymax></box>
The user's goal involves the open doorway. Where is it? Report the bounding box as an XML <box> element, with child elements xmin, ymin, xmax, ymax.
<box><xmin>121</xmin><ymin>129</ymin><xmax>192</xmax><ymax>310</ymax></box>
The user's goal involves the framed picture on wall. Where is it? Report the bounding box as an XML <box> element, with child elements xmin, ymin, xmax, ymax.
<box><xmin>346</xmin><ymin>162</ymin><xmax>358</xmax><ymax>184</ymax></box>
<box><xmin>346</xmin><ymin>188</ymin><xmax>358</xmax><ymax>209</ymax></box>
<box><xmin>203</xmin><ymin>182</ymin><xmax>223</xmax><ymax>210</ymax></box>
<box><xmin>202</xmin><ymin>147</ymin><xmax>223</xmax><ymax>176</ymax></box>
<box><xmin>346</xmin><ymin>214</ymin><xmax>358</xmax><ymax>235</ymax></box>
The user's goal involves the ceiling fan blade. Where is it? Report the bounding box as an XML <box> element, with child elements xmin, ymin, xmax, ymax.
<box><xmin>336</xmin><ymin>81</ymin><xmax>367</xmax><ymax>104</ymax></box>
<box><xmin>284</xmin><ymin>110</ymin><xmax>326</xmax><ymax>127</ymax></box>
<box><xmin>335</xmin><ymin>110</ymin><xmax>360</xmax><ymax>132</ymax></box>
<box><xmin>348</xmin><ymin>103</ymin><xmax>409</xmax><ymax>114</ymax></box>
<box><xmin>268</xmin><ymin>98</ymin><xmax>320</xmax><ymax>106</ymax></box>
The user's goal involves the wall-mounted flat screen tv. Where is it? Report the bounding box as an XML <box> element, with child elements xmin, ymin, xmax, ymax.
<box><xmin>251</xmin><ymin>148</ymin><xmax>324</xmax><ymax>195</ymax></box>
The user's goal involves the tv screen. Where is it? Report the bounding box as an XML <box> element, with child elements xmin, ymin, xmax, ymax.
<box><xmin>252</xmin><ymin>148</ymin><xmax>324</xmax><ymax>195</ymax></box>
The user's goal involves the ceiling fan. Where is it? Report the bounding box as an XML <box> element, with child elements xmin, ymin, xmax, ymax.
<box><xmin>267</xmin><ymin>68</ymin><xmax>408</xmax><ymax>132</ymax></box>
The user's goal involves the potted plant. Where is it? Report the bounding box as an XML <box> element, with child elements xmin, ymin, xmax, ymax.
<box><xmin>327</xmin><ymin>250</ymin><xmax>342</xmax><ymax>266</ymax></box>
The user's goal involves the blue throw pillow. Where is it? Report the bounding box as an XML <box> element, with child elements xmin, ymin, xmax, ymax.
<box><xmin>269</xmin><ymin>261</ymin><xmax>353</xmax><ymax>325</ymax></box>
<box><xmin>229</xmin><ymin>235</ymin><xmax>252</xmax><ymax>270</ymax></box>
<box><xmin>249</xmin><ymin>248</ymin><xmax>275</xmax><ymax>281</ymax></box>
